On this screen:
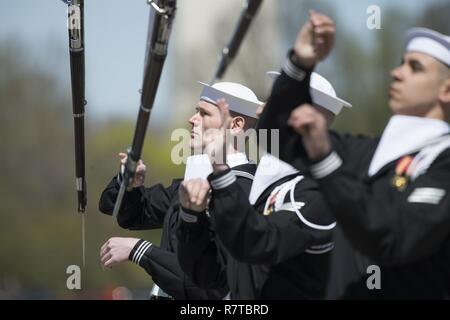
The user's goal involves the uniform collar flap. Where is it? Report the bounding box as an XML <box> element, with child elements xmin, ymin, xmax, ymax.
<box><xmin>368</xmin><ymin>115</ymin><xmax>450</xmax><ymax>176</ymax></box>
<box><xmin>249</xmin><ymin>153</ymin><xmax>299</xmax><ymax>205</ymax></box>
<box><xmin>184</xmin><ymin>152</ymin><xmax>249</xmax><ymax>181</ymax></box>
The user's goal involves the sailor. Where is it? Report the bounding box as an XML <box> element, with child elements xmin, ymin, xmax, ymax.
<box><xmin>176</xmin><ymin>70</ymin><xmax>348</xmax><ymax>299</ymax></box>
<box><xmin>98</xmin><ymin>81</ymin><xmax>260</xmax><ymax>299</ymax></box>
<box><xmin>259</xmin><ymin>10</ymin><xmax>450</xmax><ymax>298</ymax></box>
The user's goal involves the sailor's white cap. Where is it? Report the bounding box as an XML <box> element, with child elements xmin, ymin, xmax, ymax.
<box><xmin>267</xmin><ymin>71</ymin><xmax>352</xmax><ymax>115</ymax></box>
<box><xmin>198</xmin><ymin>81</ymin><xmax>262</xmax><ymax>118</ymax></box>
<box><xmin>405</xmin><ymin>28</ymin><xmax>450</xmax><ymax>67</ymax></box>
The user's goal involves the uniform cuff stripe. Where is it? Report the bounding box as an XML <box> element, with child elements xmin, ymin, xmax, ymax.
<box><xmin>132</xmin><ymin>241</ymin><xmax>148</xmax><ymax>263</ymax></box>
<box><xmin>310</xmin><ymin>151</ymin><xmax>342</xmax><ymax>179</ymax></box>
<box><xmin>135</xmin><ymin>242</ymin><xmax>152</xmax><ymax>265</ymax></box>
<box><xmin>132</xmin><ymin>241</ymin><xmax>152</xmax><ymax>265</ymax></box>
<box><xmin>231</xmin><ymin>170</ymin><xmax>254</xmax><ymax>180</ymax></box>
<box><xmin>180</xmin><ymin>208</ymin><xmax>198</xmax><ymax>223</ymax></box>
<box><xmin>210</xmin><ymin>171</ymin><xmax>237</xmax><ymax>190</ymax></box>
<box><xmin>283</xmin><ymin>58</ymin><xmax>307</xmax><ymax>82</ymax></box>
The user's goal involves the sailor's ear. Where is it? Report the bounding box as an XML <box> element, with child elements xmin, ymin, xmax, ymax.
<box><xmin>230</xmin><ymin>116</ymin><xmax>245</xmax><ymax>134</ymax></box>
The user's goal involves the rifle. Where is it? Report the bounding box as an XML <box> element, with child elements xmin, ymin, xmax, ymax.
<box><xmin>61</xmin><ymin>0</ymin><xmax>87</xmax><ymax>266</ymax></box>
<box><xmin>211</xmin><ymin>0</ymin><xmax>263</xmax><ymax>83</ymax></box>
<box><xmin>112</xmin><ymin>0</ymin><xmax>177</xmax><ymax>218</ymax></box>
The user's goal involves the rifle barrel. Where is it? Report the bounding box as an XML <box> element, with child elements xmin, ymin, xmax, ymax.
<box><xmin>212</xmin><ymin>0</ymin><xmax>263</xmax><ymax>82</ymax></box>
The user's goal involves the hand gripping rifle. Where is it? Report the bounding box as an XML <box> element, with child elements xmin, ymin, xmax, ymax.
<box><xmin>61</xmin><ymin>0</ymin><xmax>87</xmax><ymax>265</ymax></box>
<box><xmin>211</xmin><ymin>0</ymin><xmax>263</xmax><ymax>83</ymax></box>
<box><xmin>112</xmin><ymin>0</ymin><xmax>177</xmax><ymax>218</ymax></box>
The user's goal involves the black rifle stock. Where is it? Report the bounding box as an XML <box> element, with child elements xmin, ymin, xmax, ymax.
<box><xmin>66</xmin><ymin>0</ymin><xmax>87</xmax><ymax>213</ymax></box>
<box><xmin>113</xmin><ymin>0</ymin><xmax>177</xmax><ymax>218</ymax></box>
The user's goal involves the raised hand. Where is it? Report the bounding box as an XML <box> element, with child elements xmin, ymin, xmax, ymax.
<box><xmin>118</xmin><ymin>152</ymin><xmax>146</xmax><ymax>188</ymax></box>
<box><xmin>294</xmin><ymin>10</ymin><xmax>336</xmax><ymax>68</ymax></box>
<box><xmin>179</xmin><ymin>178</ymin><xmax>211</xmax><ymax>213</ymax></box>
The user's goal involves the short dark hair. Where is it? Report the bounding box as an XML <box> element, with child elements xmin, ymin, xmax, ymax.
<box><xmin>229</xmin><ymin>111</ymin><xmax>257</xmax><ymax>131</ymax></box>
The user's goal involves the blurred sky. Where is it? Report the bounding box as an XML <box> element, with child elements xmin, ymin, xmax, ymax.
<box><xmin>1</xmin><ymin>0</ymin><xmax>448</xmax><ymax>125</ymax></box>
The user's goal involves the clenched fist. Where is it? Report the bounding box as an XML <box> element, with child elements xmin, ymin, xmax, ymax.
<box><xmin>118</xmin><ymin>152</ymin><xmax>146</xmax><ymax>188</ymax></box>
<box><xmin>100</xmin><ymin>237</ymin><xmax>140</xmax><ymax>269</ymax></box>
<box><xmin>288</xmin><ymin>104</ymin><xmax>331</xmax><ymax>161</ymax></box>
<box><xmin>179</xmin><ymin>178</ymin><xmax>211</xmax><ymax>212</ymax></box>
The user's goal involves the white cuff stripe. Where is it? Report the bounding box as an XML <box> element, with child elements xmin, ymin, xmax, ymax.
<box><xmin>210</xmin><ymin>171</ymin><xmax>237</xmax><ymax>190</ymax></box>
<box><xmin>132</xmin><ymin>241</ymin><xmax>151</xmax><ymax>264</ymax></box>
<box><xmin>132</xmin><ymin>241</ymin><xmax>148</xmax><ymax>263</ymax></box>
<box><xmin>180</xmin><ymin>208</ymin><xmax>198</xmax><ymax>223</ymax></box>
<box><xmin>310</xmin><ymin>151</ymin><xmax>343</xmax><ymax>179</ymax></box>
<box><xmin>231</xmin><ymin>170</ymin><xmax>254</xmax><ymax>180</ymax></box>
<box><xmin>135</xmin><ymin>242</ymin><xmax>152</xmax><ymax>265</ymax></box>
<box><xmin>283</xmin><ymin>58</ymin><xmax>306</xmax><ymax>81</ymax></box>
<box><xmin>132</xmin><ymin>242</ymin><xmax>146</xmax><ymax>263</ymax></box>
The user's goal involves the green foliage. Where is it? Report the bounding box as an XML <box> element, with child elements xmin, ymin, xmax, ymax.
<box><xmin>0</xmin><ymin>42</ymin><xmax>182</xmax><ymax>299</ymax></box>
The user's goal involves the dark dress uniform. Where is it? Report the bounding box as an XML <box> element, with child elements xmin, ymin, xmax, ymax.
<box><xmin>99</xmin><ymin>166</ymin><xmax>241</xmax><ymax>299</ymax></box>
<box><xmin>176</xmin><ymin>165</ymin><xmax>262</xmax><ymax>300</ymax></box>
<box><xmin>178</xmin><ymin>155</ymin><xmax>335</xmax><ymax>299</ymax></box>
<box><xmin>257</xmin><ymin>51</ymin><xmax>450</xmax><ymax>299</ymax></box>
<box><xmin>311</xmin><ymin>131</ymin><xmax>450</xmax><ymax>299</ymax></box>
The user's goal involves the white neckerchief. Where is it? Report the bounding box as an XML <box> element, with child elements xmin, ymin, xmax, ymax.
<box><xmin>226</xmin><ymin>152</ymin><xmax>249</xmax><ymax>168</ymax></box>
<box><xmin>183</xmin><ymin>152</ymin><xmax>249</xmax><ymax>180</ymax></box>
<box><xmin>368</xmin><ymin>115</ymin><xmax>450</xmax><ymax>176</ymax></box>
<box><xmin>248</xmin><ymin>153</ymin><xmax>299</xmax><ymax>205</ymax></box>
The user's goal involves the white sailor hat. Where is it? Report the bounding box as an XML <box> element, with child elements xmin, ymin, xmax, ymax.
<box><xmin>405</xmin><ymin>28</ymin><xmax>450</xmax><ymax>67</ymax></box>
<box><xmin>266</xmin><ymin>71</ymin><xmax>352</xmax><ymax>115</ymax></box>
<box><xmin>198</xmin><ymin>81</ymin><xmax>262</xmax><ymax>118</ymax></box>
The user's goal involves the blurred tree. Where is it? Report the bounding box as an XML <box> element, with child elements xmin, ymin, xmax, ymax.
<box><xmin>0</xmin><ymin>40</ymin><xmax>182</xmax><ymax>299</ymax></box>
<box><xmin>328</xmin><ymin>8</ymin><xmax>412</xmax><ymax>136</ymax></box>
<box><xmin>170</xmin><ymin>0</ymin><xmax>283</xmax><ymax>128</ymax></box>
<box><xmin>419</xmin><ymin>2</ymin><xmax>450</xmax><ymax>34</ymax></box>
<box><xmin>280</xmin><ymin>1</ymin><xmax>415</xmax><ymax>136</ymax></box>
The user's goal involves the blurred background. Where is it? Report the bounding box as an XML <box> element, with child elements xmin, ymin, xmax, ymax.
<box><xmin>0</xmin><ymin>0</ymin><xmax>449</xmax><ymax>299</ymax></box>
